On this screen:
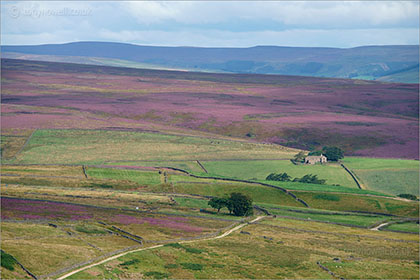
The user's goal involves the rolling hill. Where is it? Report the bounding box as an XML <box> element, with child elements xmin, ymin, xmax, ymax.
<box><xmin>1</xmin><ymin>58</ymin><xmax>418</xmax><ymax>159</ymax></box>
<box><xmin>2</xmin><ymin>42</ymin><xmax>419</xmax><ymax>83</ymax></box>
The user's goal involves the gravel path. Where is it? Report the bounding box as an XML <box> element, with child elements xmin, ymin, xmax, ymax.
<box><xmin>370</xmin><ymin>222</ymin><xmax>390</xmax><ymax>231</ymax></box>
<box><xmin>56</xmin><ymin>216</ymin><xmax>265</xmax><ymax>279</ymax></box>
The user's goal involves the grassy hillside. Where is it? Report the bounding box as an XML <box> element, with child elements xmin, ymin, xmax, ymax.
<box><xmin>68</xmin><ymin>217</ymin><xmax>419</xmax><ymax>279</ymax></box>
<box><xmin>2</xmin><ymin>161</ymin><xmax>418</xmax><ymax>279</ymax></box>
<box><xmin>342</xmin><ymin>157</ymin><xmax>419</xmax><ymax>196</ymax></box>
<box><xmin>201</xmin><ymin>160</ymin><xmax>358</xmax><ymax>188</ymax></box>
<box><xmin>1</xmin><ymin>53</ymin><xmax>419</xmax><ymax>280</ymax></box>
<box><xmin>7</xmin><ymin>129</ymin><xmax>296</xmax><ymax>165</ymax></box>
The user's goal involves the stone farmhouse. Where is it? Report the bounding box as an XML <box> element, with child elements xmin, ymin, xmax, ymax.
<box><xmin>304</xmin><ymin>154</ymin><xmax>327</xmax><ymax>164</ymax></box>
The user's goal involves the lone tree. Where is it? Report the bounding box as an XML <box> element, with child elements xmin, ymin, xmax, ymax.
<box><xmin>229</xmin><ymin>192</ymin><xmax>253</xmax><ymax>216</ymax></box>
<box><xmin>208</xmin><ymin>197</ymin><xmax>229</xmax><ymax>213</ymax></box>
<box><xmin>322</xmin><ymin>146</ymin><xmax>344</xmax><ymax>161</ymax></box>
<box><xmin>208</xmin><ymin>193</ymin><xmax>253</xmax><ymax>216</ymax></box>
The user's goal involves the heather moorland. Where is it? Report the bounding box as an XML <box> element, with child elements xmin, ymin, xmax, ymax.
<box><xmin>1</xmin><ymin>58</ymin><xmax>418</xmax><ymax>279</ymax></box>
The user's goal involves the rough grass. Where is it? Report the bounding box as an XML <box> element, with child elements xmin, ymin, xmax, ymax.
<box><xmin>1</xmin><ymin>184</ymin><xmax>172</xmax><ymax>210</ymax></box>
<box><xmin>0</xmin><ymin>251</ymin><xmax>30</xmax><ymax>279</ymax></box>
<box><xmin>147</xmin><ymin>181</ymin><xmax>303</xmax><ymax>208</ymax></box>
<box><xmin>105</xmin><ymin>160</ymin><xmax>205</xmax><ymax>174</ymax></box>
<box><xmin>9</xmin><ymin>129</ymin><xmax>297</xmax><ymax>165</ymax></box>
<box><xmin>343</xmin><ymin>157</ymin><xmax>419</xmax><ymax>196</ymax></box>
<box><xmin>0</xmin><ymin>135</ymin><xmax>28</xmax><ymax>159</ymax></box>
<box><xmin>1</xmin><ymin>164</ymin><xmax>85</xmax><ymax>177</ymax></box>
<box><xmin>1</xmin><ymin>206</ymin><xmax>233</xmax><ymax>277</ymax></box>
<box><xmin>75</xmin><ymin>224</ymin><xmax>107</xmax><ymax>234</ymax></box>
<box><xmin>86</xmin><ymin>167</ymin><xmax>161</xmax><ymax>186</ymax></box>
<box><xmin>263</xmin><ymin>207</ymin><xmax>393</xmax><ymax>227</ymax></box>
<box><xmin>202</xmin><ymin>160</ymin><xmax>358</xmax><ymax>188</ymax></box>
<box><xmin>173</xmin><ymin>197</ymin><xmax>210</xmax><ymax>209</ymax></box>
<box><xmin>71</xmin><ymin>218</ymin><xmax>419</xmax><ymax>279</ymax></box>
<box><xmin>262</xmin><ymin>180</ymin><xmax>390</xmax><ymax>196</ymax></box>
<box><xmin>1</xmin><ymin>224</ymin><xmax>109</xmax><ymax>276</ymax></box>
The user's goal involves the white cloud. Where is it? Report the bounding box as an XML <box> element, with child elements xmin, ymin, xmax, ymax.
<box><xmin>1</xmin><ymin>1</ymin><xmax>418</xmax><ymax>47</ymax></box>
<box><xmin>87</xmin><ymin>28</ymin><xmax>420</xmax><ymax>48</ymax></box>
<box><xmin>121</xmin><ymin>1</ymin><xmax>419</xmax><ymax>28</ymax></box>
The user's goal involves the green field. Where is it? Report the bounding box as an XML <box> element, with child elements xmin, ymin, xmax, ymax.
<box><xmin>201</xmin><ymin>160</ymin><xmax>358</xmax><ymax>188</ymax></box>
<box><xmin>80</xmin><ymin>166</ymin><xmax>304</xmax><ymax>208</ymax></box>
<box><xmin>260</xmin><ymin>180</ymin><xmax>391</xmax><ymax>196</ymax></box>
<box><xmin>260</xmin><ymin>207</ymin><xmax>392</xmax><ymax>227</ymax></box>
<box><xmin>151</xmin><ymin>181</ymin><xmax>303</xmax><ymax>208</ymax></box>
<box><xmin>84</xmin><ymin>166</ymin><xmax>418</xmax><ymax>217</ymax></box>
<box><xmin>384</xmin><ymin>221</ymin><xmax>420</xmax><ymax>233</ymax></box>
<box><xmin>7</xmin><ymin>129</ymin><xmax>297</xmax><ymax>165</ymax></box>
<box><xmin>295</xmin><ymin>191</ymin><xmax>419</xmax><ymax>217</ymax></box>
<box><xmin>342</xmin><ymin>157</ymin><xmax>419</xmax><ymax>196</ymax></box>
<box><xmin>105</xmin><ymin>161</ymin><xmax>205</xmax><ymax>174</ymax></box>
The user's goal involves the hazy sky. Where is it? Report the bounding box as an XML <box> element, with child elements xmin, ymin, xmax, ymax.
<box><xmin>1</xmin><ymin>1</ymin><xmax>419</xmax><ymax>47</ymax></box>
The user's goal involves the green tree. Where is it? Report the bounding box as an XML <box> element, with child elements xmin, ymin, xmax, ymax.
<box><xmin>266</xmin><ymin>172</ymin><xmax>291</xmax><ymax>182</ymax></box>
<box><xmin>228</xmin><ymin>193</ymin><xmax>253</xmax><ymax>216</ymax></box>
<box><xmin>322</xmin><ymin>146</ymin><xmax>344</xmax><ymax>161</ymax></box>
<box><xmin>294</xmin><ymin>174</ymin><xmax>326</xmax><ymax>184</ymax></box>
<box><xmin>397</xmin><ymin>194</ymin><xmax>418</xmax><ymax>201</ymax></box>
<box><xmin>208</xmin><ymin>197</ymin><xmax>229</xmax><ymax>213</ymax></box>
<box><xmin>308</xmin><ymin>150</ymin><xmax>322</xmax><ymax>156</ymax></box>
<box><xmin>293</xmin><ymin>151</ymin><xmax>307</xmax><ymax>163</ymax></box>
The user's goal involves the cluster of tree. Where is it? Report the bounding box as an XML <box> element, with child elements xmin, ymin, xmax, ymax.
<box><xmin>397</xmin><ymin>193</ymin><xmax>418</xmax><ymax>201</ymax></box>
<box><xmin>266</xmin><ymin>172</ymin><xmax>291</xmax><ymax>181</ymax></box>
<box><xmin>208</xmin><ymin>192</ymin><xmax>253</xmax><ymax>216</ymax></box>
<box><xmin>308</xmin><ymin>146</ymin><xmax>344</xmax><ymax>161</ymax></box>
<box><xmin>293</xmin><ymin>146</ymin><xmax>344</xmax><ymax>163</ymax></box>
<box><xmin>295</xmin><ymin>174</ymin><xmax>326</xmax><ymax>184</ymax></box>
<box><xmin>266</xmin><ymin>172</ymin><xmax>326</xmax><ymax>184</ymax></box>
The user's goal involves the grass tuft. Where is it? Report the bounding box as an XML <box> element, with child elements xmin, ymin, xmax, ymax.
<box><xmin>1</xmin><ymin>251</ymin><xmax>17</xmax><ymax>271</ymax></box>
<box><xmin>313</xmin><ymin>194</ymin><xmax>340</xmax><ymax>201</ymax></box>
<box><xmin>181</xmin><ymin>263</ymin><xmax>203</xmax><ymax>271</ymax></box>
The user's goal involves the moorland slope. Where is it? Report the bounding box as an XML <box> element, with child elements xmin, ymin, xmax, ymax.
<box><xmin>1</xmin><ymin>58</ymin><xmax>418</xmax><ymax>158</ymax></box>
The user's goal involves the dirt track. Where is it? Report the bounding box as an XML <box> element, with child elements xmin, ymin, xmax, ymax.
<box><xmin>56</xmin><ymin>216</ymin><xmax>265</xmax><ymax>280</ymax></box>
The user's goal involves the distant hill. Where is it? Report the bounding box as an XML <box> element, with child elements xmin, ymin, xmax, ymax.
<box><xmin>2</xmin><ymin>42</ymin><xmax>419</xmax><ymax>83</ymax></box>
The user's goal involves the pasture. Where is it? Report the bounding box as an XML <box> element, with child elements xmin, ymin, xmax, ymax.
<box><xmin>342</xmin><ymin>157</ymin><xmax>419</xmax><ymax>196</ymax></box>
<box><xmin>201</xmin><ymin>159</ymin><xmax>358</xmax><ymax>188</ymax></box>
<box><xmin>7</xmin><ymin>129</ymin><xmax>297</xmax><ymax>165</ymax></box>
<box><xmin>294</xmin><ymin>191</ymin><xmax>419</xmax><ymax>217</ymax></box>
<box><xmin>260</xmin><ymin>207</ymin><xmax>395</xmax><ymax>228</ymax></box>
<box><xmin>383</xmin><ymin>221</ymin><xmax>420</xmax><ymax>233</ymax></box>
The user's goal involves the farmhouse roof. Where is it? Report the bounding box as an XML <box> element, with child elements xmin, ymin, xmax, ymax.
<box><xmin>306</xmin><ymin>154</ymin><xmax>327</xmax><ymax>160</ymax></box>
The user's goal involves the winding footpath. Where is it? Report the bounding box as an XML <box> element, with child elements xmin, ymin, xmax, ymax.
<box><xmin>56</xmin><ymin>216</ymin><xmax>265</xmax><ymax>280</ymax></box>
<box><xmin>370</xmin><ymin>222</ymin><xmax>390</xmax><ymax>231</ymax></box>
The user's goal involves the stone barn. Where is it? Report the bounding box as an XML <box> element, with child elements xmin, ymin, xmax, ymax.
<box><xmin>304</xmin><ymin>154</ymin><xmax>327</xmax><ymax>164</ymax></box>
